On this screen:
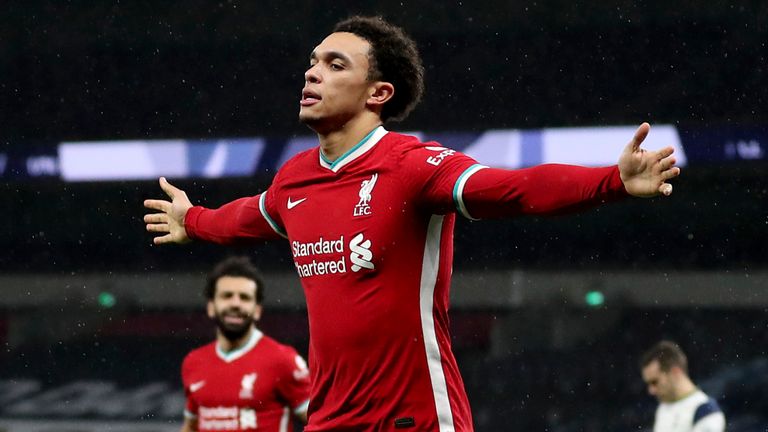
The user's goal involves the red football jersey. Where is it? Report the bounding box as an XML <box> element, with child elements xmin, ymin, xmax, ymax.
<box><xmin>182</xmin><ymin>329</ymin><xmax>310</xmax><ymax>432</ymax></box>
<box><xmin>185</xmin><ymin>127</ymin><xmax>627</xmax><ymax>431</ymax></box>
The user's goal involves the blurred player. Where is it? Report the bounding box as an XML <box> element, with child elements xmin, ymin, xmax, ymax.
<box><xmin>640</xmin><ymin>340</ymin><xmax>725</xmax><ymax>432</ymax></box>
<box><xmin>147</xmin><ymin>16</ymin><xmax>681</xmax><ymax>431</ymax></box>
<box><xmin>180</xmin><ymin>256</ymin><xmax>310</xmax><ymax>432</ymax></box>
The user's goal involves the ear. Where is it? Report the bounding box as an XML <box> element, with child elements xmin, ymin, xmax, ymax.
<box><xmin>206</xmin><ymin>301</ymin><xmax>215</xmax><ymax>319</ymax></box>
<box><xmin>253</xmin><ymin>304</ymin><xmax>263</xmax><ymax>322</ymax></box>
<box><xmin>669</xmin><ymin>365</ymin><xmax>685</xmax><ymax>378</ymax></box>
<box><xmin>367</xmin><ymin>81</ymin><xmax>395</xmax><ymax>108</ymax></box>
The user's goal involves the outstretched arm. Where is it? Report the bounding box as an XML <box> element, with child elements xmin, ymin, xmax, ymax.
<box><xmin>618</xmin><ymin>122</ymin><xmax>681</xmax><ymax>197</ymax></box>
<box><xmin>145</xmin><ymin>177</ymin><xmax>285</xmax><ymax>245</ymax></box>
<box><xmin>143</xmin><ymin>177</ymin><xmax>193</xmax><ymax>245</ymax></box>
<box><xmin>453</xmin><ymin>122</ymin><xmax>681</xmax><ymax>219</ymax></box>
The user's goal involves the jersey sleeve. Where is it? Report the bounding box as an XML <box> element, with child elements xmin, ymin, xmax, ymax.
<box><xmin>180</xmin><ymin>354</ymin><xmax>198</xmax><ymax>419</ymax></box>
<box><xmin>184</xmin><ymin>187</ymin><xmax>287</xmax><ymax>244</ymax></box>
<box><xmin>692</xmin><ymin>399</ymin><xmax>726</xmax><ymax>432</ymax></box>
<box><xmin>457</xmin><ymin>164</ymin><xmax>628</xmax><ymax>220</ymax></box>
<box><xmin>275</xmin><ymin>347</ymin><xmax>311</xmax><ymax>415</ymax></box>
<box><xmin>397</xmin><ymin>142</ymin><xmax>482</xmax><ymax>215</ymax></box>
<box><xmin>397</xmin><ymin>141</ymin><xmax>628</xmax><ymax>219</ymax></box>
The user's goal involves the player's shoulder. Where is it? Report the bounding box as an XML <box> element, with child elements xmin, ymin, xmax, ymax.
<box><xmin>257</xmin><ymin>335</ymin><xmax>308</xmax><ymax>378</ymax></box>
<box><xmin>382</xmin><ymin>130</ymin><xmax>454</xmax><ymax>162</ymax></box>
<box><xmin>266</xmin><ymin>147</ymin><xmax>318</xmax><ymax>196</ymax></box>
<box><xmin>181</xmin><ymin>341</ymin><xmax>217</xmax><ymax>378</ymax></box>
<box><xmin>273</xmin><ymin>146</ymin><xmax>327</xmax><ymax>195</ymax></box>
<box><xmin>183</xmin><ymin>341</ymin><xmax>217</xmax><ymax>364</ymax></box>
<box><xmin>382</xmin><ymin>130</ymin><xmax>430</xmax><ymax>152</ymax></box>
<box><xmin>258</xmin><ymin>334</ymin><xmax>299</xmax><ymax>355</ymax></box>
<box><xmin>257</xmin><ymin>336</ymin><xmax>304</xmax><ymax>367</ymax></box>
<box><xmin>693</xmin><ymin>394</ymin><xmax>723</xmax><ymax>422</ymax></box>
<box><xmin>278</xmin><ymin>146</ymin><xmax>319</xmax><ymax>174</ymax></box>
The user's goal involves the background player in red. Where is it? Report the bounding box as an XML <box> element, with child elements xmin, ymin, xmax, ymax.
<box><xmin>180</xmin><ymin>256</ymin><xmax>310</xmax><ymax>432</ymax></box>
<box><xmin>147</xmin><ymin>16</ymin><xmax>681</xmax><ymax>431</ymax></box>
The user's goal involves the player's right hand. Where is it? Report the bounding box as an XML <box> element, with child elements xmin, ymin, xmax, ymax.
<box><xmin>143</xmin><ymin>177</ymin><xmax>193</xmax><ymax>244</ymax></box>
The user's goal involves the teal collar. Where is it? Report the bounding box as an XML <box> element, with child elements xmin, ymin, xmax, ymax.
<box><xmin>319</xmin><ymin>126</ymin><xmax>387</xmax><ymax>172</ymax></box>
<box><xmin>216</xmin><ymin>327</ymin><xmax>263</xmax><ymax>363</ymax></box>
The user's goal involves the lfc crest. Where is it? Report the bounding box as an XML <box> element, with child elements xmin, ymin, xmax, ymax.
<box><xmin>239</xmin><ymin>373</ymin><xmax>257</xmax><ymax>399</ymax></box>
<box><xmin>354</xmin><ymin>173</ymin><xmax>378</xmax><ymax>217</ymax></box>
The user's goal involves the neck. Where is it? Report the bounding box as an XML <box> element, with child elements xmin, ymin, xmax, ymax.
<box><xmin>217</xmin><ymin>326</ymin><xmax>254</xmax><ymax>353</ymax></box>
<box><xmin>316</xmin><ymin>113</ymin><xmax>382</xmax><ymax>162</ymax></box>
<box><xmin>672</xmin><ymin>376</ymin><xmax>697</xmax><ymax>401</ymax></box>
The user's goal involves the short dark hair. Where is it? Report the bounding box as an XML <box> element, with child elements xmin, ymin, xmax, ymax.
<box><xmin>333</xmin><ymin>16</ymin><xmax>425</xmax><ymax>123</ymax></box>
<box><xmin>640</xmin><ymin>340</ymin><xmax>688</xmax><ymax>374</ymax></box>
<box><xmin>204</xmin><ymin>256</ymin><xmax>264</xmax><ymax>304</ymax></box>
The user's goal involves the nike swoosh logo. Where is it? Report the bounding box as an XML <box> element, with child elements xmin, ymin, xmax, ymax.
<box><xmin>287</xmin><ymin>197</ymin><xmax>307</xmax><ymax>209</ymax></box>
<box><xmin>190</xmin><ymin>381</ymin><xmax>206</xmax><ymax>392</ymax></box>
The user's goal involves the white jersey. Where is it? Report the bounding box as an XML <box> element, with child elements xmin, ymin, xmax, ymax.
<box><xmin>654</xmin><ymin>389</ymin><xmax>725</xmax><ymax>432</ymax></box>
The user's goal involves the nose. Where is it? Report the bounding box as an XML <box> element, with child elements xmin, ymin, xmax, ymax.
<box><xmin>305</xmin><ymin>64</ymin><xmax>321</xmax><ymax>84</ymax></box>
<box><xmin>224</xmin><ymin>296</ymin><xmax>244</xmax><ymax>310</ymax></box>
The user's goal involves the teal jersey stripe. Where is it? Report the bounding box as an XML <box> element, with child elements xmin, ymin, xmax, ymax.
<box><xmin>259</xmin><ymin>192</ymin><xmax>287</xmax><ymax>238</ymax></box>
<box><xmin>453</xmin><ymin>164</ymin><xmax>488</xmax><ymax>220</ymax></box>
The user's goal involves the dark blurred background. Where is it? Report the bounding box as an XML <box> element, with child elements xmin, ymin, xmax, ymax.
<box><xmin>2</xmin><ymin>0</ymin><xmax>766</xmax><ymax>142</ymax></box>
<box><xmin>1</xmin><ymin>1</ymin><xmax>767</xmax><ymax>431</ymax></box>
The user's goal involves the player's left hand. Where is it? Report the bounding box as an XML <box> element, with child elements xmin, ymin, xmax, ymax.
<box><xmin>618</xmin><ymin>122</ymin><xmax>681</xmax><ymax>198</ymax></box>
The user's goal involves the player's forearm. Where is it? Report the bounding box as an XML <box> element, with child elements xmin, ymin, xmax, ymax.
<box><xmin>462</xmin><ymin>164</ymin><xmax>628</xmax><ymax>219</ymax></box>
<box><xmin>185</xmin><ymin>195</ymin><xmax>276</xmax><ymax>244</ymax></box>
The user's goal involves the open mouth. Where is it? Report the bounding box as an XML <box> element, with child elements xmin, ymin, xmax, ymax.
<box><xmin>301</xmin><ymin>88</ymin><xmax>321</xmax><ymax>106</ymax></box>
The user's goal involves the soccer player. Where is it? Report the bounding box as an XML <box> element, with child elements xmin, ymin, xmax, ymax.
<box><xmin>640</xmin><ymin>341</ymin><xmax>726</xmax><ymax>432</ymax></box>
<box><xmin>180</xmin><ymin>256</ymin><xmax>310</xmax><ymax>432</ymax></box>
<box><xmin>146</xmin><ymin>16</ymin><xmax>681</xmax><ymax>431</ymax></box>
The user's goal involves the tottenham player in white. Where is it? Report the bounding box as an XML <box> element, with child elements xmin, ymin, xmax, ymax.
<box><xmin>640</xmin><ymin>341</ymin><xmax>725</xmax><ymax>432</ymax></box>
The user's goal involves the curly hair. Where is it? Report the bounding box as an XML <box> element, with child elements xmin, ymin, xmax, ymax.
<box><xmin>333</xmin><ymin>16</ymin><xmax>425</xmax><ymax>123</ymax></box>
<box><xmin>204</xmin><ymin>256</ymin><xmax>265</xmax><ymax>304</ymax></box>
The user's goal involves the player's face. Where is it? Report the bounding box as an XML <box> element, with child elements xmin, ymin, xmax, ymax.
<box><xmin>299</xmin><ymin>32</ymin><xmax>377</xmax><ymax>133</ymax></box>
<box><xmin>207</xmin><ymin>276</ymin><xmax>263</xmax><ymax>341</ymax></box>
<box><xmin>641</xmin><ymin>360</ymin><xmax>675</xmax><ymax>402</ymax></box>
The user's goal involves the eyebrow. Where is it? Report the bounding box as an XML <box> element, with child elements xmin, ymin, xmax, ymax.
<box><xmin>309</xmin><ymin>50</ymin><xmax>353</xmax><ymax>64</ymax></box>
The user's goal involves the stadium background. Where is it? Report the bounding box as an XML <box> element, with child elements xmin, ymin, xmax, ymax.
<box><xmin>1</xmin><ymin>1</ymin><xmax>766</xmax><ymax>431</ymax></box>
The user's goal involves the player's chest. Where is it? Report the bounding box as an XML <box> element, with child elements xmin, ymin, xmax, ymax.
<box><xmin>280</xmin><ymin>170</ymin><xmax>413</xmax><ymax>235</ymax></box>
<box><xmin>190</xmin><ymin>362</ymin><xmax>276</xmax><ymax>404</ymax></box>
<box><xmin>281</xmin><ymin>170</ymin><xmax>421</xmax><ymax>280</ymax></box>
<box><xmin>656</xmin><ymin>405</ymin><xmax>695</xmax><ymax>432</ymax></box>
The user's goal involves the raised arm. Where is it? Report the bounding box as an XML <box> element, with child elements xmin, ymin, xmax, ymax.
<box><xmin>144</xmin><ymin>177</ymin><xmax>193</xmax><ymax>245</ymax></box>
